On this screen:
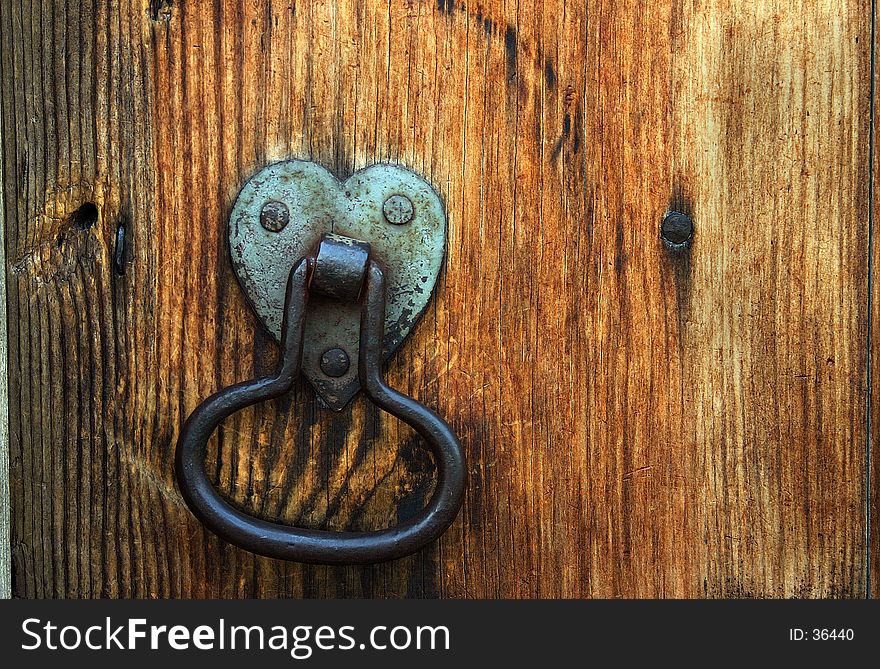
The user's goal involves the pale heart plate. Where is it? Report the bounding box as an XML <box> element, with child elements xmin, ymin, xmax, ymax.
<box><xmin>228</xmin><ymin>160</ymin><xmax>446</xmax><ymax>410</ymax></box>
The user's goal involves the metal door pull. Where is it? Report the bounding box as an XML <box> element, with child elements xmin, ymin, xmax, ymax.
<box><xmin>175</xmin><ymin>162</ymin><xmax>465</xmax><ymax>564</ymax></box>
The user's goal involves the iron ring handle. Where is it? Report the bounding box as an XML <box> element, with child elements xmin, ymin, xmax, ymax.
<box><xmin>175</xmin><ymin>257</ymin><xmax>466</xmax><ymax>564</ymax></box>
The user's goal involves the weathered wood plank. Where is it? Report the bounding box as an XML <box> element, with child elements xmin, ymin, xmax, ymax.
<box><xmin>1</xmin><ymin>0</ymin><xmax>157</xmax><ymax>597</ymax></box>
<box><xmin>663</xmin><ymin>0</ymin><xmax>872</xmax><ymax>597</ymax></box>
<box><xmin>1</xmin><ymin>0</ymin><xmax>872</xmax><ymax>598</ymax></box>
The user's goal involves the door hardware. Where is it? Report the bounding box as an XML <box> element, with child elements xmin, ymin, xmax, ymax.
<box><xmin>175</xmin><ymin>161</ymin><xmax>465</xmax><ymax>564</ymax></box>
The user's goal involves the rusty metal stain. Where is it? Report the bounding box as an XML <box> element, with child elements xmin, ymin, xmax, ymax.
<box><xmin>228</xmin><ymin>160</ymin><xmax>446</xmax><ymax>410</ymax></box>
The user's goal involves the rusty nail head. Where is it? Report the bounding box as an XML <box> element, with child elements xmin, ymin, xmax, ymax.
<box><xmin>661</xmin><ymin>211</ymin><xmax>694</xmax><ymax>247</ymax></box>
<box><xmin>260</xmin><ymin>200</ymin><xmax>290</xmax><ymax>232</ymax></box>
<box><xmin>320</xmin><ymin>348</ymin><xmax>351</xmax><ymax>377</ymax></box>
<box><xmin>382</xmin><ymin>194</ymin><xmax>414</xmax><ymax>225</ymax></box>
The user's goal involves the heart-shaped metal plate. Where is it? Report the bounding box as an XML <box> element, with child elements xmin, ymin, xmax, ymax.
<box><xmin>229</xmin><ymin>160</ymin><xmax>446</xmax><ymax>410</ymax></box>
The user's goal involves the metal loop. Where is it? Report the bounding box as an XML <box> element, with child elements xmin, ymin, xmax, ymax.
<box><xmin>174</xmin><ymin>257</ymin><xmax>466</xmax><ymax>564</ymax></box>
<box><xmin>309</xmin><ymin>233</ymin><xmax>371</xmax><ymax>302</ymax></box>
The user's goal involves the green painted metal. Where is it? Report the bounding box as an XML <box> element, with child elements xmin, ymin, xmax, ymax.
<box><xmin>229</xmin><ymin>160</ymin><xmax>446</xmax><ymax>410</ymax></box>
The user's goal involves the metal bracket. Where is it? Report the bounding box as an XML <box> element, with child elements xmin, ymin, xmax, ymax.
<box><xmin>228</xmin><ymin>160</ymin><xmax>446</xmax><ymax>410</ymax></box>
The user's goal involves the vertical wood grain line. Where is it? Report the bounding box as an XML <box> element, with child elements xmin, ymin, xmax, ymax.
<box><xmin>870</xmin><ymin>0</ymin><xmax>878</xmax><ymax>599</ymax></box>
<box><xmin>0</xmin><ymin>109</ymin><xmax>10</xmax><ymax>600</ymax></box>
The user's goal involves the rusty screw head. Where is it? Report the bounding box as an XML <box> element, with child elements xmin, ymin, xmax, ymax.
<box><xmin>382</xmin><ymin>194</ymin><xmax>414</xmax><ymax>225</ymax></box>
<box><xmin>260</xmin><ymin>200</ymin><xmax>290</xmax><ymax>232</ymax></box>
<box><xmin>320</xmin><ymin>348</ymin><xmax>350</xmax><ymax>377</ymax></box>
<box><xmin>661</xmin><ymin>211</ymin><xmax>694</xmax><ymax>247</ymax></box>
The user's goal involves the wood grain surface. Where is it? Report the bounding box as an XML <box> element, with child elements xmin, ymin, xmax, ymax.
<box><xmin>1</xmin><ymin>0</ymin><xmax>874</xmax><ymax>598</ymax></box>
<box><xmin>872</xmin><ymin>0</ymin><xmax>880</xmax><ymax>600</ymax></box>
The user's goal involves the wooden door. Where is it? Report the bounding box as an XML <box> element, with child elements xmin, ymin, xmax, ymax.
<box><xmin>1</xmin><ymin>0</ymin><xmax>876</xmax><ymax>598</ymax></box>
